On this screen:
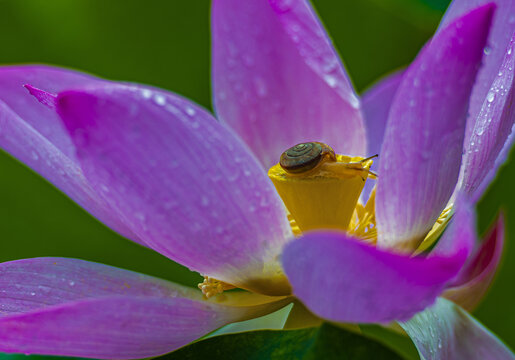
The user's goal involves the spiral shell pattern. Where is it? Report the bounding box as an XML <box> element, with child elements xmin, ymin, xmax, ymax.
<box><xmin>279</xmin><ymin>142</ymin><xmax>335</xmax><ymax>173</ymax></box>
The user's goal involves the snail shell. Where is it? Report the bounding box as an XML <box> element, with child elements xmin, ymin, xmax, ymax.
<box><xmin>279</xmin><ymin>142</ymin><xmax>336</xmax><ymax>174</ymax></box>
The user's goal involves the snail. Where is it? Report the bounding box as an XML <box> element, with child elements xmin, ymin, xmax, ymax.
<box><xmin>279</xmin><ymin>142</ymin><xmax>336</xmax><ymax>174</ymax></box>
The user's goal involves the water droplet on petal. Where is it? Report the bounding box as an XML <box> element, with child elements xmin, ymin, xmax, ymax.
<box><xmin>154</xmin><ymin>94</ymin><xmax>166</xmax><ymax>106</ymax></box>
<box><xmin>486</xmin><ymin>91</ymin><xmax>495</xmax><ymax>103</ymax></box>
<box><xmin>243</xmin><ymin>54</ymin><xmax>254</xmax><ymax>67</ymax></box>
<box><xmin>185</xmin><ymin>106</ymin><xmax>196</xmax><ymax>116</ymax></box>
<box><xmin>141</xmin><ymin>89</ymin><xmax>152</xmax><ymax>99</ymax></box>
<box><xmin>323</xmin><ymin>74</ymin><xmax>338</xmax><ymax>88</ymax></box>
<box><xmin>254</xmin><ymin>76</ymin><xmax>268</xmax><ymax>97</ymax></box>
<box><xmin>201</xmin><ymin>196</ymin><xmax>210</xmax><ymax>207</ymax></box>
<box><xmin>135</xmin><ymin>212</ymin><xmax>146</xmax><ymax>221</ymax></box>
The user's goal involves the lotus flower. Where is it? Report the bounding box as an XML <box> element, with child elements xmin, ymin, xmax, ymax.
<box><xmin>0</xmin><ymin>0</ymin><xmax>514</xmax><ymax>359</ymax></box>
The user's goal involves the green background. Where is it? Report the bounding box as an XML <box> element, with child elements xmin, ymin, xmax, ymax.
<box><xmin>0</xmin><ymin>0</ymin><xmax>513</xmax><ymax>354</ymax></box>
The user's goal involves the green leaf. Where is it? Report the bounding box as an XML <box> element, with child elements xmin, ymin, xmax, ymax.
<box><xmin>159</xmin><ymin>323</ymin><xmax>404</xmax><ymax>360</ymax></box>
<box><xmin>360</xmin><ymin>324</ymin><xmax>420</xmax><ymax>360</ymax></box>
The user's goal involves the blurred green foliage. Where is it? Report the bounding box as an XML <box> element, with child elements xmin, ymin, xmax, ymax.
<box><xmin>0</xmin><ymin>0</ymin><xmax>514</xmax><ymax>356</ymax></box>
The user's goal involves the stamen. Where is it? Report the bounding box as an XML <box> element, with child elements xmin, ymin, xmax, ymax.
<box><xmin>359</xmin><ymin>154</ymin><xmax>379</xmax><ymax>163</ymax></box>
<box><xmin>414</xmin><ymin>204</ymin><xmax>454</xmax><ymax>254</ymax></box>
<box><xmin>287</xmin><ymin>212</ymin><xmax>302</xmax><ymax>237</ymax></box>
<box><xmin>198</xmin><ymin>276</ymin><xmax>235</xmax><ymax>299</ymax></box>
<box><xmin>348</xmin><ymin>188</ymin><xmax>377</xmax><ymax>243</ymax></box>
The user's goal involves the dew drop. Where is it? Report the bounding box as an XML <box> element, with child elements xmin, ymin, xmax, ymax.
<box><xmin>275</xmin><ymin>0</ymin><xmax>293</xmax><ymax>12</ymax></box>
<box><xmin>486</xmin><ymin>91</ymin><xmax>495</xmax><ymax>103</ymax></box>
<box><xmin>154</xmin><ymin>94</ymin><xmax>166</xmax><ymax>106</ymax></box>
<box><xmin>323</xmin><ymin>74</ymin><xmax>338</xmax><ymax>88</ymax></box>
<box><xmin>349</xmin><ymin>95</ymin><xmax>360</xmax><ymax>109</ymax></box>
<box><xmin>322</xmin><ymin>58</ymin><xmax>338</xmax><ymax>72</ymax></box>
<box><xmin>141</xmin><ymin>89</ymin><xmax>152</xmax><ymax>99</ymax></box>
<box><xmin>30</xmin><ymin>292</ymin><xmax>36</xmax><ymax>296</ymax></box>
<box><xmin>483</xmin><ymin>46</ymin><xmax>492</xmax><ymax>55</ymax></box>
<box><xmin>243</xmin><ymin>54</ymin><xmax>255</xmax><ymax>67</ymax></box>
<box><xmin>254</xmin><ymin>76</ymin><xmax>268</xmax><ymax>97</ymax></box>
<box><xmin>185</xmin><ymin>106</ymin><xmax>196</xmax><ymax>116</ymax></box>
<box><xmin>69</xmin><ymin>280</ymin><xmax>75</xmax><ymax>286</ymax></box>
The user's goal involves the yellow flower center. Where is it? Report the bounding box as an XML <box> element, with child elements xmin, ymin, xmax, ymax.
<box><xmin>268</xmin><ymin>142</ymin><xmax>375</xmax><ymax>233</ymax></box>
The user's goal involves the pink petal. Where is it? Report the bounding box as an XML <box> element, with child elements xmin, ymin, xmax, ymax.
<box><xmin>361</xmin><ymin>69</ymin><xmax>404</xmax><ymax>200</ymax></box>
<box><xmin>55</xmin><ymin>84</ymin><xmax>292</xmax><ymax>294</ymax></box>
<box><xmin>0</xmin><ymin>65</ymin><xmax>140</xmax><ymax>243</ymax></box>
<box><xmin>0</xmin><ymin>257</ymin><xmax>198</xmax><ymax>314</ymax></box>
<box><xmin>212</xmin><ymin>0</ymin><xmax>366</xmax><ymax>168</ymax></box>
<box><xmin>0</xmin><ymin>66</ymin><xmax>100</xmax><ymax>159</ymax></box>
<box><xmin>401</xmin><ymin>298</ymin><xmax>515</xmax><ymax>360</ymax></box>
<box><xmin>459</xmin><ymin>33</ymin><xmax>515</xmax><ymax>199</ymax></box>
<box><xmin>0</xmin><ymin>257</ymin><xmax>287</xmax><ymax>359</ymax></box>
<box><xmin>443</xmin><ymin>214</ymin><xmax>505</xmax><ymax>311</ymax></box>
<box><xmin>281</xmin><ymin>199</ymin><xmax>474</xmax><ymax>324</ymax></box>
<box><xmin>440</xmin><ymin>0</ymin><xmax>515</xmax><ymax>157</ymax></box>
<box><xmin>376</xmin><ymin>5</ymin><xmax>494</xmax><ymax>249</ymax></box>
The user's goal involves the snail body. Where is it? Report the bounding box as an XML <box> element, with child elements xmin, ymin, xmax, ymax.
<box><xmin>279</xmin><ymin>142</ymin><xmax>336</xmax><ymax>174</ymax></box>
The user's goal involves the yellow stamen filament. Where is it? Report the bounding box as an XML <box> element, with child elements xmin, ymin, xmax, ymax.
<box><xmin>198</xmin><ymin>276</ymin><xmax>235</xmax><ymax>299</ymax></box>
<box><xmin>436</xmin><ymin>207</ymin><xmax>453</xmax><ymax>224</ymax></box>
<box><xmin>288</xmin><ymin>212</ymin><xmax>302</xmax><ymax>237</ymax></box>
<box><xmin>348</xmin><ymin>188</ymin><xmax>377</xmax><ymax>243</ymax></box>
<box><xmin>415</xmin><ymin>204</ymin><xmax>454</xmax><ymax>254</ymax></box>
